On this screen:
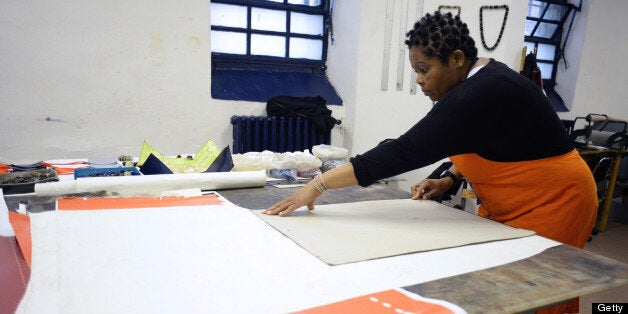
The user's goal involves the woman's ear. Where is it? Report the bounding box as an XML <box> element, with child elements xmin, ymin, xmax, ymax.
<box><xmin>450</xmin><ymin>50</ymin><xmax>466</xmax><ymax>68</ymax></box>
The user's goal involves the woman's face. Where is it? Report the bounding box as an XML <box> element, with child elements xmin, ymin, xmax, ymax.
<box><xmin>409</xmin><ymin>46</ymin><xmax>464</xmax><ymax>101</ymax></box>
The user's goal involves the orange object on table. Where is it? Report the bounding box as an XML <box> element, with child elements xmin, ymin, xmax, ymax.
<box><xmin>8</xmin><ymin>212</ymin><xmax>32</xmax><ymax>268</ymax></box>
<box><xmin>57</xmin><ymin>194</ymin><xmax>223</xmax><ymax>210</ymax></box>
<box><xmin>52</xmin><ymin>167</ymin><xmax>80</xmax><ymax>175</ymax></box>
<box><xmin>294</xmin><ymin>289</ymin><xmax>457</xmax><ymax>314</ymax></box>
<box><xmin>0</xmin><ymin>164</ymin><xmax>10</xmax><ymax>174</ymax></box>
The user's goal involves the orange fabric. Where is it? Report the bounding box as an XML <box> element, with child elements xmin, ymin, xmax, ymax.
<box><xmin>0</xmin><ymin>164</ymin><xmax>9</xmax><ymax>174</ymax></box>
<box><xmin>8</xmin><ymin>212</ymin><xmax>32</xmax><ymax>268</ymax></box>
<box><xmin>42</xmin><ymin>161</ymin><xmax>87</xmax><ymax>167</ymax></box>
<box><xmin>53</xmin><ymin>167</ymin><xmax>78</xmax><ymax>175</ymax></box>
<box><xmin>450</xmin><ymin>149</ymin><xmax>597</xmax><ymax>248</ymax></box>
<box><xmin>293</xmin><ymin>289</ymin><xmax>456</xmax><ymax>314</ymax></box>
<box><xmin>535</xmin><ymin>298</ymin><xmax>579</xmax><ymax>314</ymax></box>
<box><xmin>451</xmin><ymin>149</ymin><xmax>597</xmax><ymax>314</ymax></box>
<box><xmin>57</xmin><ymin>194</ymin><xmax>223</xmax><ymax>210</ymax></box>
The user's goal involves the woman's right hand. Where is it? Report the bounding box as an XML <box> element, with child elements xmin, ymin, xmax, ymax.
<box><xmin>411</xmin><ymin>178</ymin><xmax>454</xmax><ymax>200</ymax></box>
<box><xmin>262</xmin><ymin>163</ymin><xmax>360</xmax><ymax>217</ymax></box>
<box><xmin>262</xmin><ymin>182</ymin><xmax>321</xmax><ymax>217</ymax></box>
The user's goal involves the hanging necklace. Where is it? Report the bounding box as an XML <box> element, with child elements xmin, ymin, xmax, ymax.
<box><xmin>479</xmin><ymin>5</ymin><xmax>509</xmax><ymax>51</ymax></box>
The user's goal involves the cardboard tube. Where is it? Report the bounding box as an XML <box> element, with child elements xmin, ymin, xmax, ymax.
<box><xmin>35</xmin><ymin>171</ymin><xmax>266</xmax><ymax>197</ymax></box>
<box><xmin>34</xmin><ymin>180</ymin><xmax>78</xmax><ymax>196</ymax></box>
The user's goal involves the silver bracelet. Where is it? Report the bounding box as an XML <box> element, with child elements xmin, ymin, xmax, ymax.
<box><xmin>313</xmin><ymin>175</ymin><xmax>327</xmax><ymax>193</ymax></box>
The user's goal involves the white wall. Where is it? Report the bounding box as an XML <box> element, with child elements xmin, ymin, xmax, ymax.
<box><xmin>553</xmin><ymin>0</ymin><xmax>587</xmax><ymax>112</ymax></box>
<box><xmin>558</xmin><ymin>0</ymin><xmax>628</xmax><ymax>121</ymax></box>
<box><xmin>0</xmin><ymin>0</ymin><xmax>216</xmax><ymax>162</ymax></box>
<box><xmin>0</xmin><ymin>0</ymin><xmax>348</xmax><ymax>163</ymax></box>
<box><xmin>1</xmin><ymin>0</ymin><xmax>626</xmax><ymax>192</ymax></box>
<box><xmin>325</xmin><ymin>0</ymin><xmax>359</xmax><ymax>155</ymax></box>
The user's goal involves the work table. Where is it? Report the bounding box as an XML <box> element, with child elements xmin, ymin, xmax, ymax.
<box><xmin>2</xmin><ymin>182</ymin><xmax>628</xmax><ymax>313</ymax></box>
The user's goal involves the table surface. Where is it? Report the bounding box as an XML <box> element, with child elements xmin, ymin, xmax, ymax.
<box><xmin>221</xmin><ymin>183</ymin><xmax>628</xmax><ymax>313</ymax></box>
<box><xmin>4</xmin><ymin>182</ymin><xmax>628</xmax><ymax>314</ymax></box>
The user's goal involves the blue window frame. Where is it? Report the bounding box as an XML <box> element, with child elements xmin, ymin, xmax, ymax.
<box><xmin>524</xmin><ymin>0</ymin><xmax>580</xmax><ymax>111</ymax></box>
<box><xmin>210</xmin><ymin>0</ymin><xmax>343</xmax><ymax>105</ymax></box>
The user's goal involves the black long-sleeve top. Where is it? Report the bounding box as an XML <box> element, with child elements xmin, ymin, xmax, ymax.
<box><xmin>350</xmin><ymin>59</ymin><xmax>573</xmax><ymax>187</ymax></box>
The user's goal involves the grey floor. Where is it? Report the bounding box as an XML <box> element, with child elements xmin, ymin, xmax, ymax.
<box><xmin>580</xmin><ymin>220</ymin><xmax>628</xmax><ymax>313</ymax></box>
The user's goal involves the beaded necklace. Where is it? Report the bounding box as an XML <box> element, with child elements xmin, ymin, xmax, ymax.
<box><xmin>479</xmin><ymin>5</ymin><xmax>509</xmax><ymax>51</ymax></box>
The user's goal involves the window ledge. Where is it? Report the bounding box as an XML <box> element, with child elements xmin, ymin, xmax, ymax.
<box><xmin>211</xmin><ymin>68</ymin><xmax>343</xmax><ymax>105</ymax></box>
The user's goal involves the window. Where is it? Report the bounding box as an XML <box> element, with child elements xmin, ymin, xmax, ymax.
<box><xmin>523</xmin><ymin>0</ymin><xmax>579</xmax><ymax>111</ymax></box>
<box><xmin>210</xmin><ymin>0</ymin><xmax>342</xmax><ymax>104</ymax></box>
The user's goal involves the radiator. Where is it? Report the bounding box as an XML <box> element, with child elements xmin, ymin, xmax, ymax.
<box><xmin>230</xmin><ymin>115</ymin><xmax>331</xmax><ymax>154</ymax></box>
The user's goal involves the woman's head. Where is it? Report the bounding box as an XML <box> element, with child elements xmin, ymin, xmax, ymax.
<box><xmin>405</xmin><ymin>11</ymin><xmax>477</xmax><ymax>64</ymax></box>
<box><xmin>405</xmin><ymin>12</ymin><xmax>479</xmax><ymax>101</ymax></box>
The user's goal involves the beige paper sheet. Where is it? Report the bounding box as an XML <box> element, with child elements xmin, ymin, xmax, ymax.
<box><xmin>255</xmin><ymin>199</ymin><xmax>535</xmax><ymax>265</ymax></box>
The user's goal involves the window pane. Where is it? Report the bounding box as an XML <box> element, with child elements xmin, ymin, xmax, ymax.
<box><xmin>536</xmin><ymin>43</ymin><xmax>556</xmax><ymax>60</ymax></box>
<box><xmin>260</xmin><ymin>0</ymin><xmax>283</xmax><ymax>3</ymax></box>
<box><xmin>533</xmin><ymin>22</ymin><xmax>557</xmax><ymax>39</ymax></box>
<box><xmin>251</xmin><ymin>34</ymin><xmax>285</xmax><ymax>57</ymax></box>
<box><xmin>545</xmin><ymin>4</ymin><xmax>568</xmax><ymax>21</ymax></box>
<box><xmin>251</xmin><ymin>8</ymin><xmax>286</xmax><ymax>32</ymax></box>
<box><xmin>288</xmin><ymin>0</ymin><xmax>322</xmax><ymax>6</ymax></box>
<box><xmin>525</xmin><ymin>20</ymin><xmax>537</xmax><ymax>36</ymax></box>
<box><xmin>527</xmin><ymin>1</ymin><xmax>546</xmax><ymax>19</ymax></box>
<box><xmin>538</xmin><ymin>62</ymin><xmax>553</xmax><ymax>79</ymax></box>
<box><xmin>211</xmin><ymin>31</ymin><xmax>247</xmax><ymax>54</ymax></box>
<box><xmin>289</xmin><ymin>37</ymin><xmax>322</xmax><ymax>60</ymax></box>
<box><xmin>211</xmin><ymin>3</ymin><xmax>247</xmax><ymax>28</ymax></box>
<box><xmin>290</xmin><ymin>12</ymin><xmax>323</xmax><ymax>35</ymax></box>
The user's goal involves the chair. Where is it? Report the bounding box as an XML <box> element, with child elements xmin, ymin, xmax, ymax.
<box><xmin>570</xmin><ymin>114</ymin><xmax>628</xmax><ymax>150</ymax></box>
<box><xmin>607</xmin><ymin>156</ymin><xmax>628</xmax><ymax>227</ymax></box>
<box><xmin>590</xmin><ymin>156</ymin><xmax>614</xmax><ymax>235</ymax></box>
<box><xmin>561</xmin><ymin>119</ymin><xmax>575</xmax><ymax>135</ymax></box>
<box><xmin>614</xmin><ymin>156</ymin><xmax>628</xmax><ymax>203</ymax></box>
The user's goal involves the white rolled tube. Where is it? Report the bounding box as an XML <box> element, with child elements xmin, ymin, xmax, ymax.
<box><xmin>35</xmin><ymin>171</ymin><xmax>266</xmax><ymax>197</ymax></box>
<box><xmin>34</xmin><ymin>180</ymin><xmax>78</xmax><ymax>196</ymax></box>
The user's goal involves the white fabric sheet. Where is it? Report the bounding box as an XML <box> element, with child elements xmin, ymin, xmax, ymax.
<box><xmin>256</xmin><ymin>199</ymin><xmax>535</xmax><ymax>265</ymax></box>
<box><xmin>17</xmin><ymin>202</ymin><xmax>559</xmax><ymax>314</ymax></box>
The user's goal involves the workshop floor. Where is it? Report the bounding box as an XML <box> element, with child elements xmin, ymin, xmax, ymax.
<box><xmin>580</xmin><ymin>220</ymin><xmax>628</xmax><ymax>313</ymax></box>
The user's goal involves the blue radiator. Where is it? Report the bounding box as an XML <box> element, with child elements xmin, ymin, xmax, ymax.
<box><xmin>230</xmin><ymin>116</ymin><xmax>331</xmax><ymax>154</ymax></box>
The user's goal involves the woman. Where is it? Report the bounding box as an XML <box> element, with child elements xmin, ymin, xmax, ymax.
<box><xmin>263</xmin><ymin>12</ymin><xmax>596</xmax><ymax>313</ymax></box>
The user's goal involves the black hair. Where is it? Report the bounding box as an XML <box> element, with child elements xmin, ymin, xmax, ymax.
<box><xmin>405</xmin><ymin>11</ymin><xmax>478</xmax><ymax>64</ymax></box>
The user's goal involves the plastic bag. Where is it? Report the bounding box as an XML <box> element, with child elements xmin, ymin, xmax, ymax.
<box><xmin>312</xmin><ymin>145</ymin><xmax>349</xmax><ymax>161</ymax></box>
<box><xmin>232</xmin><ymin>150</ymin><xmax>322</xmax><ymax>179</ymax></box>
<box><xmin>321</xmin><ymin>159</ymin><xmax>347</xmax><ymax>173</ymax></box>
<box><xmin>268</xmin><ymin>168</ymin><xmax>298</xmax><ymax>182</ymax></box>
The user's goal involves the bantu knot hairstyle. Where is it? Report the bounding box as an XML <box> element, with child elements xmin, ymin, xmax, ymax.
<box><xmin>405</xmin><ymin>11</ymin><xmax>478</xmax><ymax>64</ymax></box>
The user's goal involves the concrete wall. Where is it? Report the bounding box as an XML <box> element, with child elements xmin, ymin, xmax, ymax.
<box><xmin>1</xmin><ymin>0</ymin><xmax>216</xmax><ymax>161</ymax></box>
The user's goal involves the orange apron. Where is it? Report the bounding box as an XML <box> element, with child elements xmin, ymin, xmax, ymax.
<box><xmin>450</xmin><ymin>149</ymin><xmax>597</xmax><ymax>249</ymax></box>
<box><xmin>451</xmin><ymin>149</ymin><xmax>597</xmax><ymax>314</ymax></box>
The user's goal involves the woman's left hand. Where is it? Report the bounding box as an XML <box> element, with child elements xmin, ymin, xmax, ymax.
<box><xmin>411</xmin><ymin>178</ymin><xmax>454</xmax><ymax>200</ymax></box>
